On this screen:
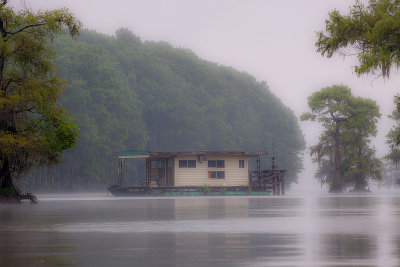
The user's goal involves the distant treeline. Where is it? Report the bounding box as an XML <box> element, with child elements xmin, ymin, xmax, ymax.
<box><xmin>18</xmin><ymin>29</ymin><xmax>305</xmax><ymax>191</ymax></box>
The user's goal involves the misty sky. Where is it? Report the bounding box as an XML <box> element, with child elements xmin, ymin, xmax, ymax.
<box><xmin>14</xmin><ymin>0</ymin><xmax>400</xmax><ymax>189</ymax></box>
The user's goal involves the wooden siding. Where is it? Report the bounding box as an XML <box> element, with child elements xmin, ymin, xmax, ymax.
<box><xmin>174</xmin><ymin>155</ymin><xmax>249</xmax><ymax>186</ymax></box>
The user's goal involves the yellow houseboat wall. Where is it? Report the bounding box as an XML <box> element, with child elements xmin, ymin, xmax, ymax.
<box><xmin>174</xmin><ymin>155</ymin><xmax>249</xmax><ymax>187</ymax></box>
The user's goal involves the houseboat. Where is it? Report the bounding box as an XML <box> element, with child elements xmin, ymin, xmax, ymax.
<box><xmin>108</xmin><ymin>150</ymin><xmax>286</xmax><ymax>196</ymax></box>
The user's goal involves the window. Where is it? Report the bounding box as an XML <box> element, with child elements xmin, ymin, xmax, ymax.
<box><xmin>188</xmin><ymin>160</ymin><xmax>196</xmax><ymax>168</ymax></box>
<box><xmin>217</xmin><ymin>160</ymin><xmax>225</xmax><ymax>168</ymax></box>
<box><xmin>179</xmin><ymin>160</ymin><xmax>196</xmax><ymax>168</ymax></box>
<box><xmin>208</xmin><ymin>160</ymin><xmax>225</xmax><ymax>168</ymax></box>
<box><xmin>208</xmin><ymin>171</ymin><xmax>225</xmax><ymax>179</ymax></box>
<box><xmin>179</xmin><ymin>160</ymin><xmax>187</xmax><ymax>168</ymax></box>
<box><xmin>239</xmin><ymin>160</ymin><xmax>245</xmax><ymax>168</ymax></box>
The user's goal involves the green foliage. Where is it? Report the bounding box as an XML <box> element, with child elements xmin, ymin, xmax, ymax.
<box><xmin>0</xmin><ymin>187</ymin><xmax>20</xmax><ymax>197</ymax></box>
<box><xmin>385</xmin><ymin>97</ymin><xmax>400</xmax><ymax>163</ymax></box>
<box><xmin>0</xmin><ymin>2</ymin><xmax>81</xmax><ymax>189</ymax></box>
<box><xmin>42</xmin><ymin>114</ymin><xmax>79</xmax><ymax>152</ymax></box>
<box><xmin>203</xmin><ymin>185</ymin><xmax>211</xmax><ymax>195</ymax></box>
<box><xmin>247</xmin><ymin>185</ymin><xmax>252</xmax><ymax>194</ymax></box>
<box><xmin>300</xmin><ymin>85</ymin><xmax>353</xmax><ymax>126</ymax></box>
<box><xmin>21</xmin><ymin>28</ymin><xmax>305</xmax><ymax>191</ymax></box>
<box><xmin>302</xmin><ymin>85</ymin><xmax>381</xmax><ymax>191</ymax></box>
<box><xmin>115</xmin><ymin>28</ymin><xmax>141</xmax><ymax>45</ymax></box>
<box><xmin>318</xmin><ymin>0</ymin><xmax>400</xmax><ymax>160</ymax></box>
<box><xmin>316</xmin><ymin>0</ymin><xmax>400</xmax><ymax>78</ymax></box>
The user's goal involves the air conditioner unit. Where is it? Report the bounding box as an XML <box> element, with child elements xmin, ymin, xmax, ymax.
<box><xmin>198</xmin><ymin>155</ymin><xmax>207</xmax><ymax>163</ymax></box>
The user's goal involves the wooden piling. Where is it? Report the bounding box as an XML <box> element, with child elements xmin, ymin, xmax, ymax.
<box><xmin>272</xmin><ymin>175</ymin><xmax>277</xmax><ymax>195</ymax></box>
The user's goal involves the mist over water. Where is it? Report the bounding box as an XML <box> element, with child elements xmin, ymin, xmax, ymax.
<box><xmin>1</xmin><ymin>192</ymin><xmax>400</xmax><ymax>267</ymax></box>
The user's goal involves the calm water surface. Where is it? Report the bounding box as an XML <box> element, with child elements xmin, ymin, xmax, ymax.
<box><xmin>1</xmin><ymin>192</ymin><xmax>400</xmax><ymax>267</ymax></box>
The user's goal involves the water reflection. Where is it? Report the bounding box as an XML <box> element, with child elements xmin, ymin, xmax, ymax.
<box><xmin>320</xmin><ymin>234</ymin><xmax>376</xmax><ymax>261</ymax></box>
<box><xmin>0</xmin><ymin>194</ymin><xmax>399</xmax><ymax>266</ymax></box>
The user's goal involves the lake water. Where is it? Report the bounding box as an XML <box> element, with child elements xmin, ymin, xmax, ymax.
<box><xmin>1</xmin><ymin>192</ymin><xmax>400</xmax><ymax>267</ymax></box>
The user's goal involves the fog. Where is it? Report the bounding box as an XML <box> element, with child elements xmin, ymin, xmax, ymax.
<box><xmin>13</xmin><ymin>0</ymin><xmax>400</xmax><ymax>191</ymax></box>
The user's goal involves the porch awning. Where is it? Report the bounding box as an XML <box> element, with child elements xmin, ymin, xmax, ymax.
<box><xmin>113</xmin><ymin>150</ymin><xmax>150</xmax><ymax>159</ymax></box>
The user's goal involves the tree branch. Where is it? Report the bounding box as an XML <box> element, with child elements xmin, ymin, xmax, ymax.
<box><xmin>7</xmin><ymin>23</ymin><xmax>46</xmax><ymax>35</ymax></box>
<box><xmin>15</xmin><ymin>104</ymin><xmax>37</xmax><ymax>114</ymax></box>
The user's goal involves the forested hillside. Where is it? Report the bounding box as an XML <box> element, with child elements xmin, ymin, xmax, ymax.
<box><xmin>19</xmin><ymin>29</ymin><xmax>305</xmax><ymax>191</ymax></box>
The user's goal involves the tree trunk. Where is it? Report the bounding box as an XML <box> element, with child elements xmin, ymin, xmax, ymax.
<box><xmin>0</xmin><ymin>157</ymin><xmax>15</xmax><ymax>190</ymax></box>
<box><xmin>0</xmin><ymin>111</ymin><xmax>17</xmax><ymax>192</ymax></box>
<box><xmin>0</xmin><ymin>106</ymin><xmax>17</xmax><ymax>191</ymax></box>
<box><xmin>329</xmin><ymin>122</ymin><xmax>342</xmax><ymax>193</ymax></box>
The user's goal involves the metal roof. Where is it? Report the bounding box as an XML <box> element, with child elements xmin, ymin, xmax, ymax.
<box><xmin>114</xmin><ymin>150</ymin><xmax>267</xmax><ymax>159</ymax></box>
